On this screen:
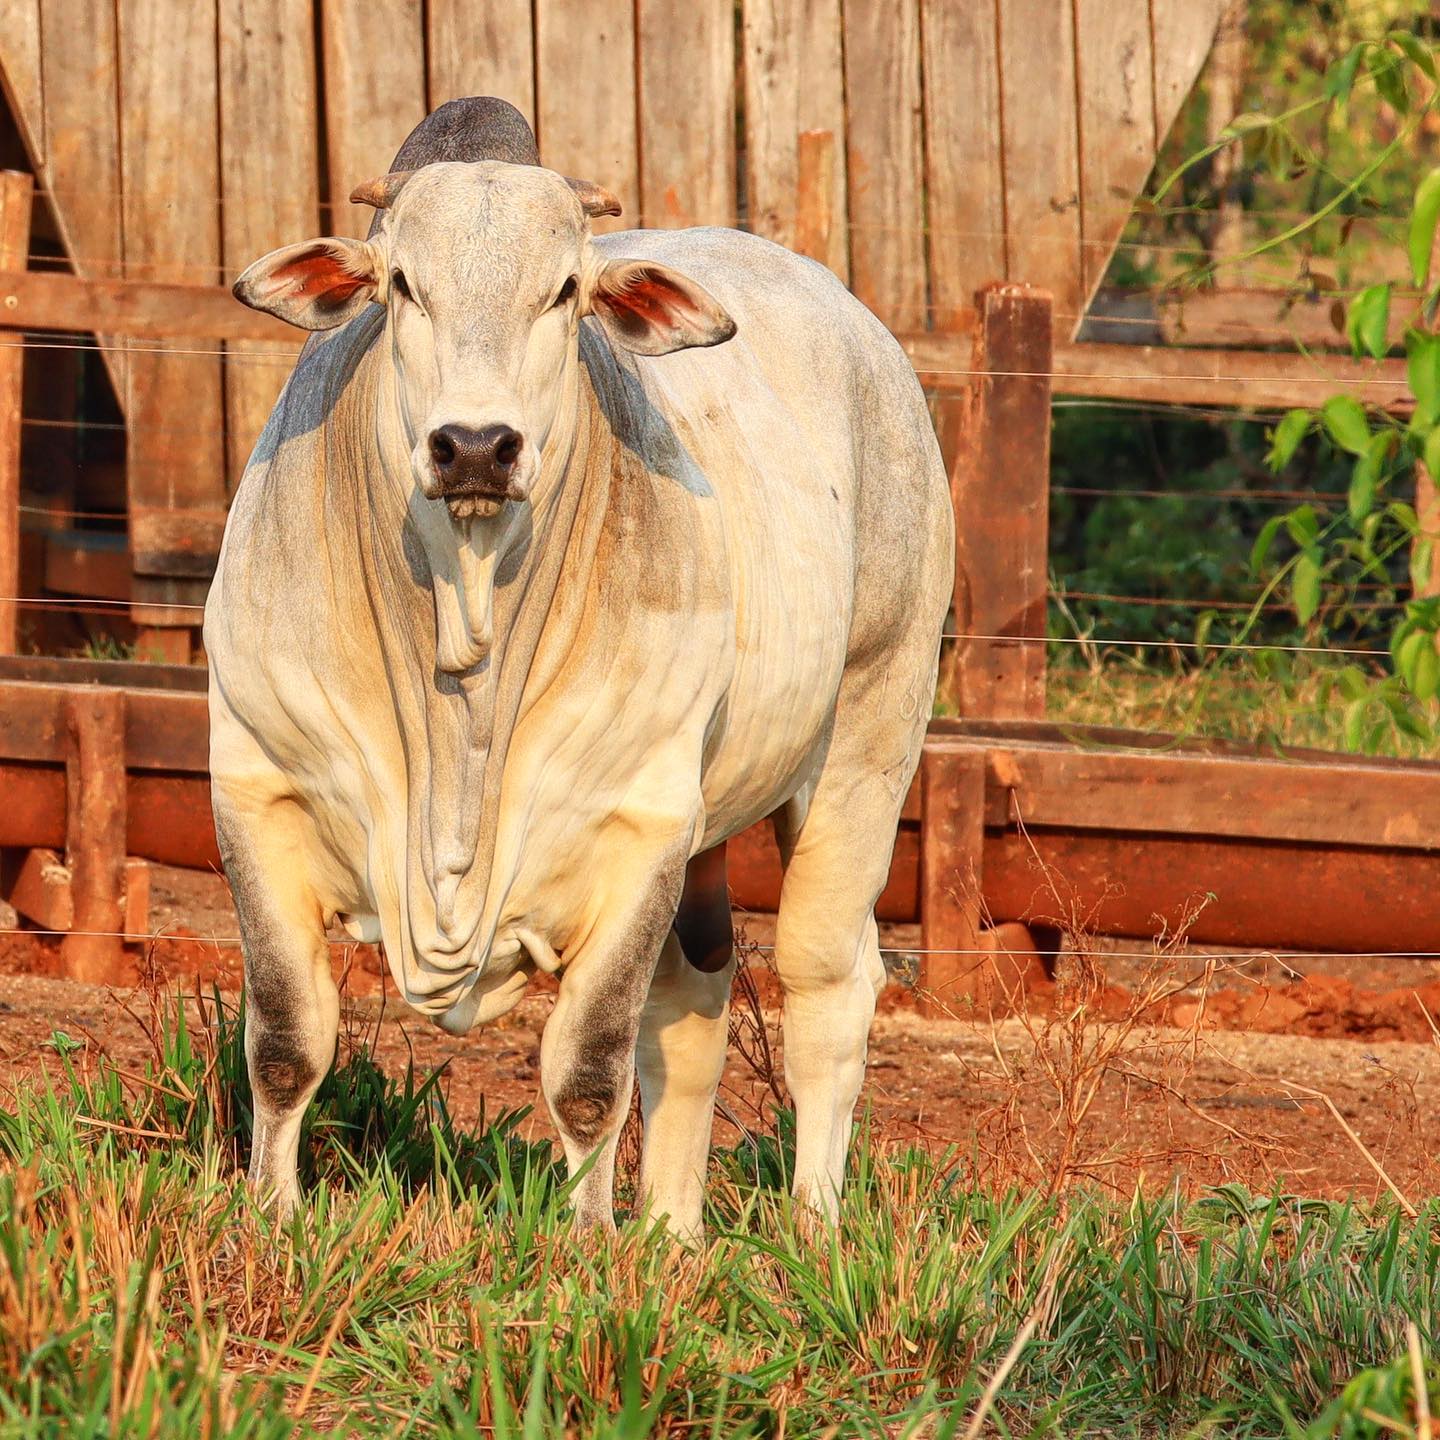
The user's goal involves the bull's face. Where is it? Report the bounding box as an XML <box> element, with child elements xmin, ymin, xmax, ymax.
<box><xmin>232</xmin><ymin>161</ymin><xmax>735</xmax><ymax>523</ymax></box>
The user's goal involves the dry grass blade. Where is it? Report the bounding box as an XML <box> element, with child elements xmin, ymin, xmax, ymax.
<box><xmin>960</xmin><ymin>1275</ymin><xmax>1057</xmax><ymax>1440</ymax></box>
<box><xmin>1276</xmin><ymin>1075</ymin><xmax>1418</xmax><ymax>1219</ymax></box>
<box><xmin>75</xmin><ymin>1116</ymin><xmax>182</xmax><ymax>1141</ymax></box>
<box><xmin>292</xmin><ymin>1199</ymin><xmax>424</xmax><ymax>1418</ymax></box>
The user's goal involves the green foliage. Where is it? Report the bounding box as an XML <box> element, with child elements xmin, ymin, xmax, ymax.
<box><xmin>1345</xmin><ymin>283</ymin><xmax>1391</xmax><ymax>359</ymax></box>
<box><xmin>1298</xmin><ymin>1339</ymin><xmax>1440</xmax><ymax>1437</ymax></box>
<box><xmin>1047</xmin><ymin>405</ymin><xmax>1342</xmax><ymax>653</ymax></box>
<box><xmin>1408</xmin><ymin>167</ymin><xmax>1440</xmax><ymax>284</ymax></box>
<box><xmin>1118</xmin><ymin>11</ymin><xmax>1440</xmax><ymax>749</ymax></box>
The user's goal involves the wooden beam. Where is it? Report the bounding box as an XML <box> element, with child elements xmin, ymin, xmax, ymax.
<box><xmin>0</xmin><ymin>672</ymin><xmax>210</xmax><ymax>772</ymax></box>
<box><xmin>926</xmin><ymin>733</ymin><xmax>1440</xmax><ymax>851</ymax></box>
<box><xmin>2</xmin><ymin>271</ymin><xmax>1412</xmax><ymax>416</ymax></box>
<box><xmin>984</xmin><ymin>828</ymin><xmax>1440</xmax><ymax>957</ymax></box>
<box><xmin>0</xmin><ymin>268</ymin><xmax>292</xmax><ymax>341</ymax></box>
<box><xmin>901</xmin><ymin>330</ymin><xmax>1413</xmax><ymax>411</ymax></box>
<box><xmin>1147</xmin><ymin>286</ymin><xmax>1417</xmax><ymax>352</ymax></box>
<box><xmin>0</xmin><ymin>171</ymin><xmax>31</xmax><ymax>655</ymax></box>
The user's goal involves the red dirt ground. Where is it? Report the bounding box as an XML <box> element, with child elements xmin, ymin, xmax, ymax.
<box><xmin>2</xmin><ymin>864</ymin><xmax>1438</xmax><ymax>1204</ymax></box>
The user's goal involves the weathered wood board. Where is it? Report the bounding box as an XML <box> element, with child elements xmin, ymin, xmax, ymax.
<box><xmin>116</xmin><ymin>0</ymin><xmax>226</xmax><ymax>617</ymax></box>
<box><xmin>1152</xmin><ymin>0</ymin><xmax>1226</xmax><ymax>141</ymax></box>
<box><xmin>842</xmin><ymin>0</ymin><xmax>925</xmax><ymax>332</ymax></box>
<box><xmin>1074</xmin><ymin>0</ymin><xmax>1156</xmax><ymax>306</ymax></box>
<box><xmin>997</xmin><ymin>0</ymin><xmax>1083</xmax><ymax>331</ymax></box>
<box><xmin>535</xmin><ymin>0</ymin><xmax>637</xmax><ymax>233</ymax></box>
<box><xmin>637</xmin><ymin>0</ymin><xmax>734</xmax><ymax>228</ymax></box>
<box><xmin>921</xmin><ymin>0</ymin><xmax>1005</xmax><ymax>331</ymax></box>
<box><xmin>218</xmin><ymin>0</ymin><xmax>316</xmax><ymax>495</ymax></box>
<box><xmin>427</xmin><ymin>0</ymin><xmax>534</xmax><ymax>117</ymax></box>
<box><xmin>741</xmin><ymin>0</ymin><xmax>849</xmax><ymax>278</ymax></box>
<box><xmin>0</xmin><ymin>0</ymin><xmax>40</xmax><ymax>161</ymax></box>
<box><xmin>36</xmin><ymin>0</ymin><xmax>125</xmax><ymax>404</ymax></box>
<box><xmin>320</xmin><ymin>0</ymin><xmax>425</xmax><ymax>237</ymax></box>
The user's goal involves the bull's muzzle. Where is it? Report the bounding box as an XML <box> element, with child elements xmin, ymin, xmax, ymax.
<box><xmin>428</xmin><ymin>423</ymin><xmax>527</xmax><ymax>515</ymax></box>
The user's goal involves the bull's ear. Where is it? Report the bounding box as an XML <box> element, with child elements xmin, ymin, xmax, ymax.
<box><xmin>232</xmin><ymin>238</ymin><xmax>379</xmax><ymax>331</ymax></box>
<box><xmin>588</xmin><ymin>259</ymin><xmax>736</xmax><ymax>357</ymax></box>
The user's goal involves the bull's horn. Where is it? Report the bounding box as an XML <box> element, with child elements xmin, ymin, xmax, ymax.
<box><xmin>350</xmin><ymin>170</ymin><xmax>415</xmax><ymax>209</ymax></box>
<box><xmin>565</xmin><ymin>177</ymin><xmax>623</xmax><ymax>219</ymax></box>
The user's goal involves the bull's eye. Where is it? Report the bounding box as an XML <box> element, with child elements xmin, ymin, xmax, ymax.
<box><xmin>552</xmin><ymin>275</ymin><xmax>578</xmax><ymax>309</ymax></box>
<box><xmin>391</xmin><ymin>269</ymin><xmax>412</xmax><ymax>303</ymax></box>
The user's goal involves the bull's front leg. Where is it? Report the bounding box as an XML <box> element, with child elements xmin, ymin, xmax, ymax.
<box><xmin>214</xmin><ymin>790</ymin><xmax>339</xmax><ymax>1217</ymax></box>
<box><xmin>541</xmin><ymin>848</ymin><xmax>688</xmax><ymax>1231</ymax></box>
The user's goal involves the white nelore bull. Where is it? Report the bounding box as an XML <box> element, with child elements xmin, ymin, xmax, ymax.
<box><xmin>206</xmin><ymin>100</ymin><xmax>952</xmax><ymax>1239</ymax></box>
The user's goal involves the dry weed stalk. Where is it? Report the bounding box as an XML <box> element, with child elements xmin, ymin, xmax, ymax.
<box><xmin>940</xmin><ymin>817</ymin><xmax>1279</xmax><ymax>1199</ymax></box>
<box><xmin>725</xmin><ymin>924</ymin><xmax>789</xmax><ymax>1124</ymax></box>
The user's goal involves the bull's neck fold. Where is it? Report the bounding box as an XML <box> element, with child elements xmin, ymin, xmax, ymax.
<box><xmin>334</xmin><ymin>320</ymin><xmax>615</xmax><ymax>1015</ymax></box>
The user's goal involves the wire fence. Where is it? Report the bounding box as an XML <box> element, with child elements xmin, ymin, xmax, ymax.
<box><xmin>0</xmin><ymin>338</ymin><xmax>1417</xmax><ymax>407</ymax></box>
<box><xmin>4</xmin><ymin>923</ymin><xmax>1439</xmax><ymax>966</ymax></box>
<box><xmin>0</xmin><ymin>594</ymin><xmax>1402</xmax><ymax>660</ymax></box>
<box><xmin>7</xmin><ymin>216</ymin><xmax>1409</xmax><ymax>282</ymax></box>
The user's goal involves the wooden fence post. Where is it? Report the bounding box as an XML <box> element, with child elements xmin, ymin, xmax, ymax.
<box><xmin>951</xmin><ymin>282</ymin><xmax>1054</xmax><ymax>719</ymax></box>
<box><xmin>918</xmin><ymin>746</ymin><xmax>986</xmax><ymax>1016</ymax></box>
<box><xmin>919</xmin><ymin>284</ymin><xmax>1057</xmax><ymax>1013</ymax></box>
<box><xmin>0</xmin><ymin>170</ymin><xmax>34</xmax><ymax>655</ymax></box>
<box><xmin>61</xmin><ymin>688</ymin><xmax>127</xmax><ymax>983</ymax></box>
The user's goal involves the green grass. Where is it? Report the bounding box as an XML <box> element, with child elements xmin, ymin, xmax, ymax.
<box><xmin>1</xmin><ymin>993</ymin><xmax>1437</xmax><ymax>1437</ymax></box>
<box><xmin>1044</xmin><ymin>652</ymin><xmax>1435</xmax><ymax>759</ymax></box>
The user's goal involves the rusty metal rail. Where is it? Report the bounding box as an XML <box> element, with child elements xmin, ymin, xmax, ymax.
<box><xmin>6</xmin><ymin>657</ymin><xmax>1440</xmax><ymax>1001</ymax></box>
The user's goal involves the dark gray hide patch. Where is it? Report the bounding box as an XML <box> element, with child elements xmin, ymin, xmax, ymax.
<box><xmin>368</xmin><ymin>96</ymin><xmax>541</xmax><ymax>238</ymax></box>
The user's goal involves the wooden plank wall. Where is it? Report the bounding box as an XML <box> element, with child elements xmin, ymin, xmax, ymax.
<box><xmin>116</xmin><ymin>0</ymin><xmax>225</xmax><ymax>623</ymax></box>
<box><xmin>0</xmin><ymin>0</ymin><xmax>1226</xmax><ymax>333</ymax></box>
<box><xmin>0</xmin><ymin>0</ymin><xmax>1225</xmax><ymax>606</ymax></box>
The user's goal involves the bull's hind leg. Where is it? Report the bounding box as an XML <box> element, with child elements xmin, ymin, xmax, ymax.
<box><xmin>635</xmin><ymin>931</ymin><xmax>733</xmax><ymax>1243</ymax></box>
<box><xmin>214</xmin><ymin>792</ymin><xmax>338</xmax><ymax>1216</ymax></box>
<box><xmin>772</xmin><ymin>700</ymin><xmax>923</xmax><ymax>1217</ymax></box>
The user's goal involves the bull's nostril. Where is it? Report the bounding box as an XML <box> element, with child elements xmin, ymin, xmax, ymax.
<box><xmin>494</xmin><ymin>429</ymin><xmax>522</xmax><ymax>470</ymax></box>
<box><xmin>430</xmin><ymin>430</ymin><xmax>457</xmax><ymax>469</ymax></box>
